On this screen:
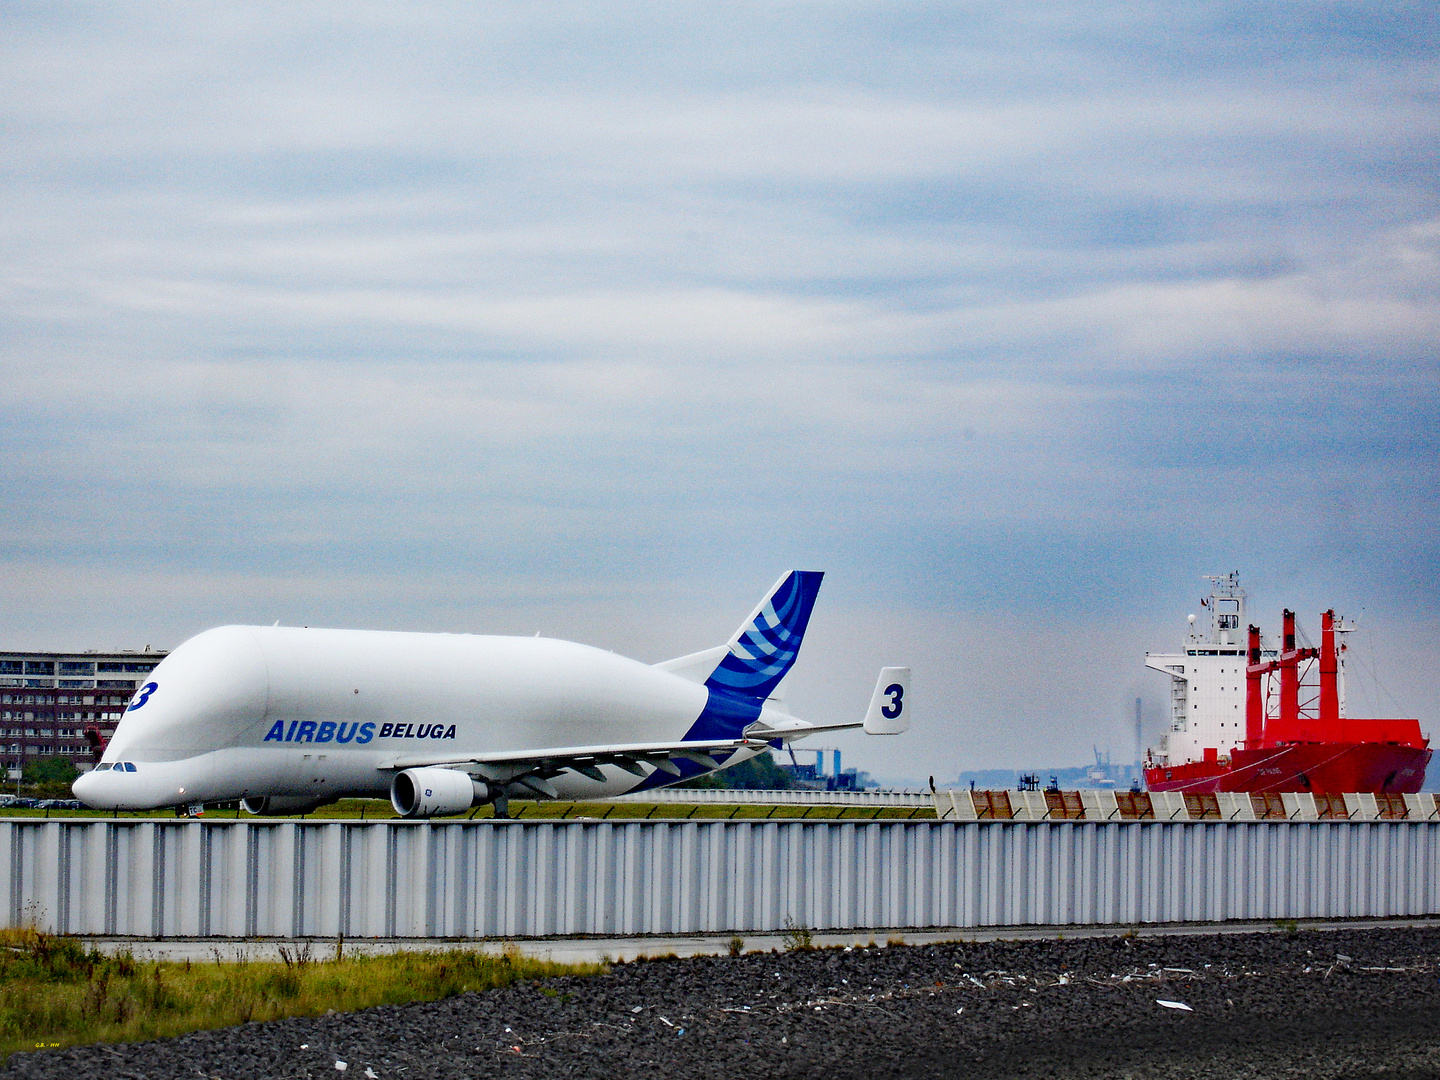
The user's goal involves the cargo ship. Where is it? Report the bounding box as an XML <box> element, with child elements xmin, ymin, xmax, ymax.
<box><xmin>1143</xmin><ymin>573</ymin><xmax>1431</xmax><ymax>793</ymax></box>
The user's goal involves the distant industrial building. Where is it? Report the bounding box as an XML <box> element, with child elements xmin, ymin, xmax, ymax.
<box><xmin>0</xmin><ymin>649</ymin><xmax>166</xmax><ymax>777</ymax></box>
<box><xmin>780</xmin><ymin>747</ymin><xmax>875</xmax><ymax>792</ymax></box>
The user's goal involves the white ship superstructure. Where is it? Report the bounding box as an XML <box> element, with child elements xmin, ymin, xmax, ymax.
<box><xmin>1144</xmin><ymin>573</ymin><xmax>1275</xmax><ymax>769</ymax></box>
<box><xmin>1142</xmin><ymin>573</ymin><xmax>1428</xmax><ymax>794</ymax></box>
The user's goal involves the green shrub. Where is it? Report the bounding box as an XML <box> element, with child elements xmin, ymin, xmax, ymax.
<box><xmin>0</xmin><ymin>928</ymin><xmax>603</xmax><ymax>1062</ymax></box>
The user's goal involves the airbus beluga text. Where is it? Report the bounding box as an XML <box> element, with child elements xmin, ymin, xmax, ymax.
<box><xmin>73</xmin><ymin>572</ymin><xmax>911</xmax><ymax>817</ymax></box>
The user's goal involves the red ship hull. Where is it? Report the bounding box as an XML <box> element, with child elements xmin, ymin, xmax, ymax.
<box><xmin>1146</xmin><ymin>741</ymin><xmax>1432</xmax><ymax>794</ymax></box>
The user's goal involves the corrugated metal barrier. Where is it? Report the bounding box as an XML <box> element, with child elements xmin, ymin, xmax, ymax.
<box><xmin>4</xmin><ymin>816</ymin><xmax>1439</xmax><ymax>939</ymax></box>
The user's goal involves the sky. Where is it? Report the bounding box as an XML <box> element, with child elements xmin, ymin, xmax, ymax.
<box><xmin>2</xmin><ymin>1</ymin><xmax>1437</xmax><ymax>784</ymax></box>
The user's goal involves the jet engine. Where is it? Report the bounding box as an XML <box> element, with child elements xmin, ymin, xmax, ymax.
<box><xmin>240</xmin><ymin>794</ymin><xmax>334</xmax><ymax>816</ymax></box>
<box><xmin>390</xmin><ymin>767</ymin><xmax>489</xmax><ymax>818</ymax></box>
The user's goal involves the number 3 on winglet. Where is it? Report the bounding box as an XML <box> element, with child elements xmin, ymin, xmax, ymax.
<box><xmin>881</xmin><ymin>683</ymin><xmax>904</xmax><ymax>719</ymax></box>
<box><xmin>863</xmin><ymin>667</ymin><xmax>911</xmax><ymax>734</ymax></box>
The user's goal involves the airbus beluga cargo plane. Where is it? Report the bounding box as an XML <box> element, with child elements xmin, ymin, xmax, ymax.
<box><xmin>73</xmin><ymin>572</ymin><xmax>910</xmax><ymax>817</ymax></box>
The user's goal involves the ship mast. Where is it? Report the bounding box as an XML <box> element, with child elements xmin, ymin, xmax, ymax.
<box><xmin>1319</xmin><ymin>609</ymin><xmax>1340</xmax><ymax>740</ymax></box>
<box><xmin>1245</xmin><ymin>624</ymin><xmax>1263</xmax><ymax>748</ymax></box>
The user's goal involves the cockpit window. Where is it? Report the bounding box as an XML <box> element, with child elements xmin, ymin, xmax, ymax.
<box><xmin>124</xmin><ymin>762</ymin><xmax>137</xmax><ymax>773</ymax></box>
<box><xmin>94</xmin><ymin>763</ymin><xmax>111</xmax><ymax>771</ymax></box>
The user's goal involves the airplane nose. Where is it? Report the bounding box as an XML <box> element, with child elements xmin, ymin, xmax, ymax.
<box><xmin>72</xmin><ymin>770</ymin><xmax>103</xmax><ymax>807</ymax></box>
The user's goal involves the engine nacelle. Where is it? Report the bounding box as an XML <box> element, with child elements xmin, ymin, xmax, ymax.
<box><xmin>240</xmin><ymin>794</ymin><xmax>334</xmax><ymax>816</ymax></box>
<box><xmin>390</xmin><ymin>767</ymin><xmax>487</xmax><ymax>818</ymax></box>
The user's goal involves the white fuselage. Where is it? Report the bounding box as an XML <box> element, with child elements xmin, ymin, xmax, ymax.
<box><xmin>73</xmin><ymin>625</ymin><xmax>777</xmax><ymax>811</ymax></box>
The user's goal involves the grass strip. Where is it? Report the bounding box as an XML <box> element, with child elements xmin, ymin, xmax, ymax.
<box><xmin>0</xmin><ymin>928</ymin><xmax>603</xmax><ymax>1062</ymax></box>
<box><xmin>0</xmin><ymin>800</ymin><xmax>936</xmax><ymax>821</ymax></box>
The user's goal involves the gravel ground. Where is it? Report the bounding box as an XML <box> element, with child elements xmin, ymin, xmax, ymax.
<box><xmin>7</xmin><ymin>925</ymin><xmax>1440</xmax><ymax>1079</ymax></box>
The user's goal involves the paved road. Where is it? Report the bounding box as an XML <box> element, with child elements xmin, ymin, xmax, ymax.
<box><xmin>79</xmin><ymin>915</ymin><xmax>1440</xmax><ymax>964</ymax></box>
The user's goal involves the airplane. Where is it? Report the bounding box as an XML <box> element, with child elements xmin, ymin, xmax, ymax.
<box><xmin>72</xmin><ymin>571</ymin><xmax>910</xmax><ymax>817</ymax></box>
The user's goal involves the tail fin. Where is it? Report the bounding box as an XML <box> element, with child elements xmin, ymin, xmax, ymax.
<box><xmin>702</xmin><ymin>570</ymin><xmax>824</xmax><ymax>699</ymax></box>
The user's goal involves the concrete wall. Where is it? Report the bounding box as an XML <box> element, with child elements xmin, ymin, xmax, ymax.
<box><xmin>5</xmin><ymin>817</ymin><xmax>1439</xmax><ymax>939</ymax></box>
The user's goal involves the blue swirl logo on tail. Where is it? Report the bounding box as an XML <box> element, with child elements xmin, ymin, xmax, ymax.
<box><xmin>704</xmin><ymin>570</ymin><xmax>823</xmax><ymax>700</ymax></box>
<box><xmin>635</xmin><ymin>571</ymin><xmax>825</xmax><ymax>790</ymax></box>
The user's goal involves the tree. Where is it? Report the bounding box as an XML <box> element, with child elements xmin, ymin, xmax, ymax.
<box><xmin>678</xmin><ymin>752</ymin><xmax>794</xmax><ymax>790</ymax></box>
<box><xmin>23</xmin><ymin>756</ymin><xmax>78</xmax><ymax>787</ymax></box>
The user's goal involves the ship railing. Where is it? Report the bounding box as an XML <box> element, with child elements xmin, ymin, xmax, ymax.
<box><xmin>934</xmin><ymin>789</ymin><xmax>1440</xmax><ymax>823</ymax></box>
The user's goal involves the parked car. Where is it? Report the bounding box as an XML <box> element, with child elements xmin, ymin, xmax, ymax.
<box><xmin>34</xmin><ymin>799</ymin><xmax>82</xmax><ymax>811</ymax></box>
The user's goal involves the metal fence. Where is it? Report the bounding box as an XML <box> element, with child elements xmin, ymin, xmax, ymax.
<box><xmin>616</xmin><ymin>788</ymin><xmax>933</xmax><ymax>806</ymax></box>
<box><xmin>936</xmin><ymin>788</ymin><xmax>1440</xmax><ymax>822</ymax></box>
<box><xmin>4</xmin><ymin>817</ymin><xmax>1438</xmax><ymax>940</ymax></box>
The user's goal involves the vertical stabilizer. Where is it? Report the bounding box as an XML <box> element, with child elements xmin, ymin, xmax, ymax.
<box><xmin>703</xmin><ymin>571</ymin><xmax>824</xmax><ymax>700</ymax></box>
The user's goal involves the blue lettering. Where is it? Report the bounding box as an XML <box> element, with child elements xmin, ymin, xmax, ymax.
<box><xmin>335</xmin><ymin>722</ymin><xmax>357</xmax><ymax>744</ymax></box>
<box><xmin>417</xmin><ymin>724</ymin><xmax>432</xmax><ymax>738</ymax></box>
<box><xmin>444</xmin><ymin>724</ymin><xmax>456</xmax><ymax>739</ymax></box>
<box><xmin>296</xmin><ymin>720</ymin><xmax>317</xmax><ymax>743</ymax></box>
<box><xmin>356</xmin><ymin>722</ymin><xmax>375</xmax><ymax>745</ymax></box>
<box><xmin>404</xmin><ymin>724</ymin><xmax>415</xmax><ymax>738</ymax></box>
<box><xmin>379</xmin><ymin>723</ymin><xmax>394</xmax><ymax>738</ymax></box>
<box><xmin>286</xmin><ymin>721</ymin><xmax>299</xmax><ymax>741</ymax></box>
<box><xmin>430</xmin><ymin>725</ymin><xmax>443</xmax><ymax>739</ymax></box>
<box><xmin>316</xmin><ymin>721</ymin><xmax>336</xmax><ymax>743</ymax></box>
<box><xmin>263</xmin><ymin>720</ymin><xmax>286</xmax><ymax>742</ymax></box>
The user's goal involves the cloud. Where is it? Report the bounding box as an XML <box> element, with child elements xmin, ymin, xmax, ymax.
<box><xmin>1</xmin><ymin>1</ymin><xmax>1437</xmax><ymax>776</ymax></box>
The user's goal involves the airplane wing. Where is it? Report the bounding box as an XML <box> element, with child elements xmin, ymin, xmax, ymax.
<box><xmin>374</xmin><ymin>667</ymin><xmax>908</xmax><ymax>798</ymax></box>
<box><xmin>374</xmin><ymin>727</ymin><xmax>841</xmax><ymax>798</ymax></box>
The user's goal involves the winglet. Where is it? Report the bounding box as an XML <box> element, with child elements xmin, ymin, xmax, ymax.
<box><xmin>863</xmin><ymin>667</ymin><xmax>910</xmax><ymax>734</ymax></box>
